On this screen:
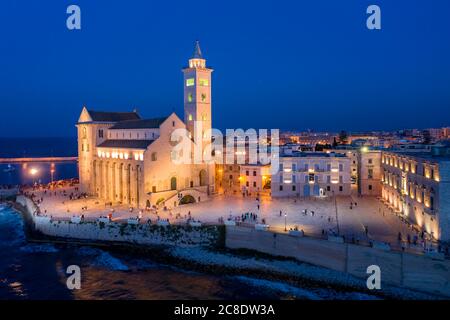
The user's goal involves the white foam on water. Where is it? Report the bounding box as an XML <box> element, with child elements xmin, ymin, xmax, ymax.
<box><xmin>20</xmin><ymin>243</ymin><xmax>59</xmax><ymax>253</ymax></box>
<box><xmin>77</xmin><ymin>246</ymin><xmax>129</xmax><ymax>271</ymax></box>
<box><xmin>233</xmin><ymin>276</ymin><xmax>322</xmax><ymax>300</ymax></box>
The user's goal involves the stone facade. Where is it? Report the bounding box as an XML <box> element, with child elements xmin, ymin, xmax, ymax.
<box><xmin>358</xmin><ymin>149</ymin><xmax>382</xmax><ymax>196</ymax></box>
<box><xmin>381</xmin><ymin>148</ymin><xmax>450</xmax><ymax>241</ymax></box>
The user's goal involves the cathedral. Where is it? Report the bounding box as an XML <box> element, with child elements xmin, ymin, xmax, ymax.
<box><xmin>76</xmin><ymin>42</ymin><xmax>215</xmax><ymax>209</ymax></box>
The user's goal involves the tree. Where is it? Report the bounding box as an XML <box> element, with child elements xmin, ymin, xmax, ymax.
<box><xmin>338</xmin><ymin>131</ymin><xmax>349</xmax><ymax>145</ymax></box>
<box><xmin>422</xmin><ymin>130</ymin><xmax>432</xmax><ymax>144</ymax></box>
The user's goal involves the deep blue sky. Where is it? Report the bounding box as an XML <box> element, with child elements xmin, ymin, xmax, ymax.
<box><xmin>1</xmin><ymin>0</ymin><xmax>449</xmax><ymax>137</ymax></box>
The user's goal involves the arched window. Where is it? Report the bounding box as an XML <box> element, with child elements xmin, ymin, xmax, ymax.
<box><xmin>82</xmin><ymin>127</ymin><xmax>87</xmax><ymax>139</ymax></box>
<box><xmin>170</xmin><ymin>177</ymin><xmax>177</xmax><ymax>190</ymax></box>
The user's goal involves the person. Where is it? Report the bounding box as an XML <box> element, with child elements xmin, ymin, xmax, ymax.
<box><xmin>279</xmin><ymin>210</ymin><xmax>282</xmax><ymax>217</ymax></box>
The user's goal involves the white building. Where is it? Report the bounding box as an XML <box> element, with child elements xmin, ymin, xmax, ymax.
<box><xmin>77</xmin><ymin>42</ymin><xmax>215</xmax><ymax>209</ymax></box>
<box><xmin>272</xmin><ymin>152</ymin><xmax>351</xmax><ymax>197</ymax></box>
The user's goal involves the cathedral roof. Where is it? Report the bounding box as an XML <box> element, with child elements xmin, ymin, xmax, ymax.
<box><xmin>97</xmin><ymin>139</ymin><xmax>155</xmax><ymax>149</ymax></box>
<box><xmin>87</xmin><ymin>110</ymin><xmax>141</xmax><ymax>122</ymax></box>
<box><xmin>109</xmin><ymin>117</ymin><xmax>168</xmax><ymax>130</ymax></box>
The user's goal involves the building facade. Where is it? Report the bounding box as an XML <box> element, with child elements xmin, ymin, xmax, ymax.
<box><xmin>381</xmin><ymin>147</ymin><xmax>450</xmax><ymax>241</ymax></box>
<box><xmin>358</xmin><ymin>149</ymin><xmax>382</xmax><ymax>196</ymax></box>
<box><xmin>272</xmin><ymin>152</ymin><xmax>351</xmax><ymax>197</ymax></box>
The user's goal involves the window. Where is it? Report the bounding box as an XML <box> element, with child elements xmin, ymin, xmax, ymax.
<box><xmin>279</xmin><ymin>185</ymin><xmax>283</xmax><ymax>191</ymax></box>
<box><xmin>292</xmin><ymin>163</ymin><xmax>297</xmax><ymax>172</ymax></box>
<box><xmin>151</xmin><ymin>152</ymin><xmax>157</xmax><ymax>161</ymax></box>
<box><xmin>253</xmin><ymin>181</ymin><xmax>256</xmax><ymax>187</ymax></box>
<box><xmin>201</xmin><ymin>93</ymin><xmax>206</xmax><ymax>102</ymax></box>
<box><xmin>229</xmin><ymin>175</ymin><xmax>233</xmax><ymax>180</ymax></box>
<box><xmin>246</xmin><ymin>181</ymin><xmax>249</xmax><ymax>187</ymax></box>
<box><xmin>327</xmin><ymin>186</ymin><xmax>331</xmax><ymax>191</ymax></box>
<box><xmin>369</xmin><ymin>185</ymin><xmax>373</xmax><ymax>191</ymax></box>
<box><xmin>368</xmin><ymin>169</ymin><xmax>374</xmax><ymax>179</ymax></box>
<box><xmin>339</xmin><ymin>164</ymin><xmax>343</xmax><ymax>172</ymax></box>
<box><xmin>368</xmin><ymin>159</ymin><xmax>373</xmax><ymax>164</ymax></box>
<box><xmin>188</xmin><ymin>114</ymin><xmax>193</xmax><ymax>121</ymax></box>
<box><xmin>82</xmin><ymin>127</ymin><xmax>87</xmax><ymax>139</ymax></box>
<box><xmin>98</xmin><ymin>129</ymin><xmax>104</xmax><ymax>138</ymax></box>
<box><xmin>188</xmin><ymin>93</ymin><xmax>193</xmax><ymax>102</ymax></box>
<box><xmin>253</xmin><ymin>171</ymin><xmax>256</xmax><ymax>176</ymax></box>
<box><xmin>309</xmin><ymin>173</ymin><xmax>315</xmax><ymax>182</ymax></box>
<box><xmin>199</xmin><ymin>79</ymin><xmax>209</xmax><ymax>86</ymax></box>
<box><xmin>172</xmin><ymin>121</ymin><xmax>175</xmax><ymax>127</ymax></box>
<box><xmin>186</xmin><ymin>78</ymin><xmax>195</xmax><ymax>86</ymax></box>
<box><xmin>246</xmin><ymin>170</ymin><xmax>249</xmax><ymax>176</ymax></box>
<box><xmin>339</xmin><ymin>186</ymin><xmax>343</xmax><ymax>192</ymax></box>
<box><xmin>292</xmin><ymin>175</ymin><xmax>296</xmax><ymax>183</ymax></box>
<box><xmin>292</xmin><ymin>185</ymin><xmax>296</xmax><ymax>191</ymax></box>
<box><xmin>152</xmin><ymin>186</ymin><xmax>156</xmax><ymax>193</ymax></box>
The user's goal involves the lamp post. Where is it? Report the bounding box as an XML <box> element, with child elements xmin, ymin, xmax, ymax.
<box><xmin>30</xmin><ymin>168</ymin><xmax>39</xmax><ymax>186</ymax></box>
<box><xmin>50</xmin><ymin>163</ymin><xmax>55</xmax><ymax>184</ymax></box>
<box><xmin>284</xmin><ymin>213</ymin><xmax>287</xmax><ymax>231</ymax></box>
<box><xmin>333</xmin><ymin>190</ymin><xmax>340</xmax><ymax>235</ymax></box>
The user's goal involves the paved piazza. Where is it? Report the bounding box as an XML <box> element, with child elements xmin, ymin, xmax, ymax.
<box><xmin>26</xmin><ymin>184</ymin><xmax>427</xmax><ymax>250</ymax></box>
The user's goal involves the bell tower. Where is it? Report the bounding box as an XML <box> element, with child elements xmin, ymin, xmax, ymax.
<box><xmin>183</xmin><ymin>41</ymin><xmax>213</xmax><ymax>145</ymax></box>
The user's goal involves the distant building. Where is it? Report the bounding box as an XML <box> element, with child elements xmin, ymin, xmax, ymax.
<box><xmin>381</xmin><ymin>145</ymin><xmax>450</xmax><ymax>241</ymax></box>
<box><xmin>272</xmin><ymin>152</ymin><xmax>351</xmax><ymax>197</ymax></box>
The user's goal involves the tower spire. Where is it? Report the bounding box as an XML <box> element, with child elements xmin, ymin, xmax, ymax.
<box><xmin>193</xmin><ymin>40</ymin><xmax>202</xmax><ymax>58</ymax></box>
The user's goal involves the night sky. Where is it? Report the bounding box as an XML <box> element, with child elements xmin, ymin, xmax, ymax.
<box><xmin>1</xmin><ymin>0</ymin><xmax>449</xmax><ymax>137</ymax></box>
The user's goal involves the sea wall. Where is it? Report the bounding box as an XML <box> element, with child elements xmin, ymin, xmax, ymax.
<box><xmin>226</xmin><ymin>226</ymin><xmax>450</xmax><ymax>297</ymax></box>
<box><xmin>15</xmin><ymin>195</ymin><xmax>224</xmax><ymax>248</ymax></box>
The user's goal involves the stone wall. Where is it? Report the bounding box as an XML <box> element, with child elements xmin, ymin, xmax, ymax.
<box><xmin>226</xmin><ymin>226</ymin><xmax>450</xmax><ymax>297</ymax></box>
<box><xmin>16</xmin><ymin>195</ymin><xmax>223</xmax><ymax>248</ymax></box>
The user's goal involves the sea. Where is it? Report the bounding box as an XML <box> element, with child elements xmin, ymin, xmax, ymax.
<box><xmin>0</xmin><ymin>138</ymin><xmax>377</xmax><ymax>300</ymax></box>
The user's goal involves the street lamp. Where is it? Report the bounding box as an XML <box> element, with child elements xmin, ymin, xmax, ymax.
<box><xmin>29</xmin><ymin>167</ymin><xmax>39</xmax><ymax>186</ymax></box>
<box><xmin>50</xmin><ymin>163</ymin><xmax>55</xmax><ymax>184</ymax></box>
<box><xmin>332</xmin><ymin>190</ymin><xmax>340</xmax><ymax>235</ymax></box>
<box><xmin>284</xmin><ymin>213</ymin><xmax>287</xmax><ymax>231</ymax></box>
